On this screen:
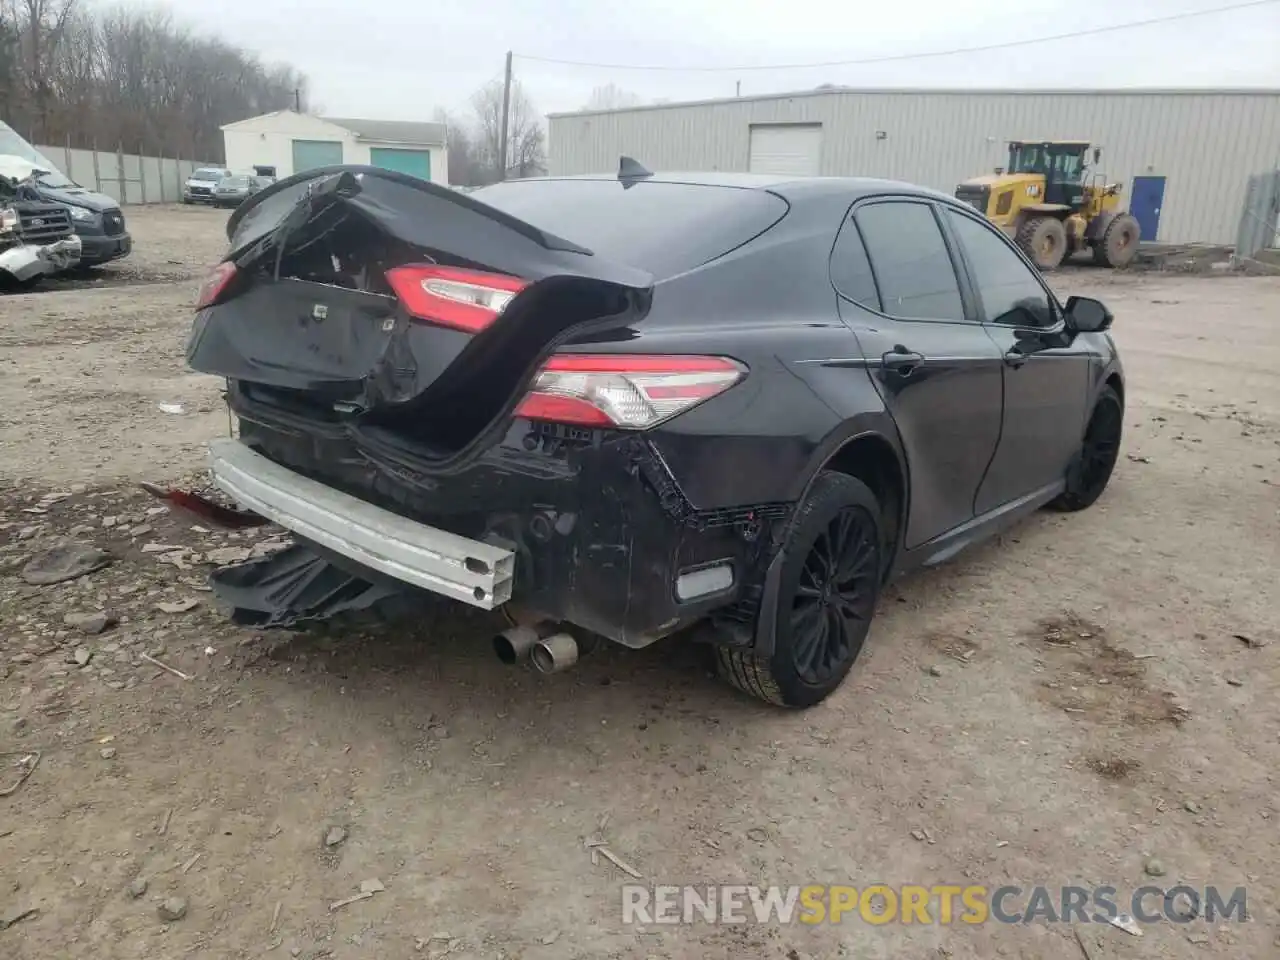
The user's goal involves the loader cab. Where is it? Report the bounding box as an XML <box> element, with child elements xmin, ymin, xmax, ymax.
<box><xmin>1007</xmin><ymin>140</ymin><xmax>1092</xmax><ymax>208</ymax></box>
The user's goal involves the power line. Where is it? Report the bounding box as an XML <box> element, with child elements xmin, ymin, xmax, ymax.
<box><xmin>514</xmin><ymin>0</ymin><xmax>1278</xmax><ymax>73</ymax></box>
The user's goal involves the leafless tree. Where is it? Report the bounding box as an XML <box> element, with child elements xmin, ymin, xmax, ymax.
<box><xmin>469</xmin><ymin>77</ymin><xmax>545</xmax><ymax>183</ymax></box>
<box><xmin>582</xmin><ymin>83</ymin><xmax>641</xmax><ymax>111</ymax></box>
<box><xmin>1</xmin><ymin>0</ymin><xmax>307</xmax><ymax>159</ymax></box>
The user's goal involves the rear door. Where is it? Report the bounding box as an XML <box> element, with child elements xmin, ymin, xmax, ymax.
<box><xmin>832</xmin><ymin>199</ymin><xmax>1004</xmax><ymax>549</ymax></box>
<box><xmin>941</xmin><ymin>206</ymin><xmax>1091</xmax><ymax>512</ymax></box>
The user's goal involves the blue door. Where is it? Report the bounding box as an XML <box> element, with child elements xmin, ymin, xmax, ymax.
<box><xmin>370</xmin><ymin>147</ymin><xmax>432</xmax><ymax>182</ymax></box>
<box><xmin>1129</xmin><ymin>176</ymin><xmax>1166</xmax><ymax>242</ymax></box>
<box><xmin>291</xmin><ymin>139</ymin><xmax>344</xmax><ymax>174</ymax></box>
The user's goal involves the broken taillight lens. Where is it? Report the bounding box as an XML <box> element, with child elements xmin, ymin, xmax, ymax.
<box><xmin>385</xmin><ymin>264</ymin><xmax>529</xmax><ymax>334</ymax></box>
<box><xmin>514</xmin><ymin>354</ymin><xmax>746</xmax><ymax>429</ymax></box>
<box><xmin>195</xmin><ymin>261</ymin><xmax>238</xmax><ymax>309</ymax></box>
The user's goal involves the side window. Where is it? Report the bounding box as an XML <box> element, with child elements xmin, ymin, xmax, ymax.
<box><xmin>830</xmin><ymin>217</ymin><xmax>880</xmax><ymax>311</ymax></box>
<box><xmin>945</xmin><ymin>210</ymin><xmax>1056</xmax><ymax>328</ymax></box>
<box><xmin>855</xmin><ymin>202</ymin><xmax>966</xmax><ymax>322</ymax></box>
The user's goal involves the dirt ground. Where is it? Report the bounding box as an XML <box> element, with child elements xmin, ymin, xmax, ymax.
<box><xmin>1</xmin><ymin>204</ymin><xmax>1278</xmax><ymax>960</ymax></box>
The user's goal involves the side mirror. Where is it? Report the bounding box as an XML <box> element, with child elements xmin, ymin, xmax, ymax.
<box><xmin>1065</xmin><ymin>295</ymin><xmax>1113</xmax><ymax>333</ymax></box>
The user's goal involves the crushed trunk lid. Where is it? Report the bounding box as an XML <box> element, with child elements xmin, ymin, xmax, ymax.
<box><xmin>187</xmin><ymin>166</ymin><xmax>654</xmax><ymax>454</ymax></box>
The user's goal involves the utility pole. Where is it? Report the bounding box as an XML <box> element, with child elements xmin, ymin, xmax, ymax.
<box><xmin>735</xmin><ymin>80</ymin><xmax>741</xmax><ymax>97</ymax></box>
<box><xmin>498</xmin><ymin>50</ymin><xmax>512</xmax><ymax>180</ymax></box>
<box><xmin>294</xmin><ymin>88</ymin><xmax>302</xmax><ymax>112</ymax></box>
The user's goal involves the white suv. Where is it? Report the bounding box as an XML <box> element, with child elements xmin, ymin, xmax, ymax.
<box><xmin>183</xmin><ymin>167</ymin><xmax>232</xmax><ymax>204</ymax></box>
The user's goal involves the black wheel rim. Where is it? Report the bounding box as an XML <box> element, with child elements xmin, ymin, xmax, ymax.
<box><xmin>789</xmin><ymin>507</ymin><xmax>879</xmax><ymax>684</ymax></box>
<box><xmin>1079</xmin><ymin>398</ymin><xmax>1122</xmax><ymax>498</ymax></box>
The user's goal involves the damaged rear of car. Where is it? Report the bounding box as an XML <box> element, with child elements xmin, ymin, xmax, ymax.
<box><xmin>188</xmin><ymin>165</ymin><xmax>791</xmax><ymax>661</ymax></box>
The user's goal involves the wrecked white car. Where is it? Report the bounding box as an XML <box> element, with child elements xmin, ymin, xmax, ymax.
<box><xmin>0</xmin><ymin>154</ymin><xmax>82</xmax><ymax>288</ymax></box>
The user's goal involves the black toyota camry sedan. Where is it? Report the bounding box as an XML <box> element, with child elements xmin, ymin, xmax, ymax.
<box><xmin>185</xmin><ymin>162</ymin><xmax>1124</xmax><ymax>708</ymax></box>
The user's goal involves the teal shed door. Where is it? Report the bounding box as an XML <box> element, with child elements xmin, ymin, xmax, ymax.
<box><xmin>291</xmin><ymin>139</ymin><xmax>343</xmax><ymax>173</ymax></box>
<box><xmin>370</xmin><ymin>147</ymin><xmax>432</xmax><ymax>181</ymax></box>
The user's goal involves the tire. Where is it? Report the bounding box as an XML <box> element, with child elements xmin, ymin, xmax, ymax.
<box><xmin>716</xmin><ymin>472</ymin><xmax>882</xmax><ymax>708</ymax></box>
<box><xmin>1016</xmin><ymin>216</ymin><xmax>1068</xmax><ymax>270</ymax></box>
<box><xmin>1051</xmin><ymin>385</ymin><xmax>1123</xmax><ymax>511</ymax></box>
<box><xmin>1092</xmin><ymin>213</ymin><xmax>1141</xmax><ymax>268</ymax></box>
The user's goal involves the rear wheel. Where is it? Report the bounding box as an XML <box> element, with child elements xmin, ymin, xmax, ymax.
<box><xmin>1016</xmin><ymin>216</ymin><xmax>1068</xmax><ymax>270</ymax></box>
<box><xmin>1092</xmin><ymin>214</ymin><xmax>1141</xmax><ymax>268</ymax></box>
<box><xmin>1051</xmin><ymin>385</ymin><xmax>1123</xmax><ymax>511</ymax></box>
<box><xmin>716</xmin><ymin>472</ymin><xmax>882</xmax><ymax>708</ymax></box>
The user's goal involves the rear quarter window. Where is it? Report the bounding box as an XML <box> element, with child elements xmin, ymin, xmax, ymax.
<box><xmin>471</xmin><ymin>179</ymin><xmax>789</xmax><ymax>278</ymax></box>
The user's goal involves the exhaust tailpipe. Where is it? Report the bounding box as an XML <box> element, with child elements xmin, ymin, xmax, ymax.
<box><xmin>493</xmin><ymin>624</ymin><xmax>542</xmax><ymax>665</ymax></box>
<box><xmin>530</xmin><ymin>632</ymin><xmax>579</xmax><ymax>674</ymax></box>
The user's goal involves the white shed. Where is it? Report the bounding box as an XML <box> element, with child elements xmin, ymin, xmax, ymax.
<box><xmin>221</xmin><ymin>111</ymin><xmax>449</xmax><ymax>185</ymax></box>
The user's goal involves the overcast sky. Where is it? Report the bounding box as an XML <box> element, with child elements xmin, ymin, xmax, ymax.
<box><xmin>142</xmin><ymin>0</ymin><xmax>1278</xmax><ymax>119</ymax></box>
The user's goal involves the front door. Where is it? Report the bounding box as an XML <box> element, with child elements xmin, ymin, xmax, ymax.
<box><xmin>1129</xmin><ymin>176</ymin><xmax>1166</xmax><ymax>242</ymax></box>
<box><xmin>941</xmin><ymin>207</ymin><xmax>1093</xmax><ymax>514</ymax></box>
<box><xmin>831</xmin><ymin>199</ymin><xmax>1004</xmax><ymax>549</ymax></box>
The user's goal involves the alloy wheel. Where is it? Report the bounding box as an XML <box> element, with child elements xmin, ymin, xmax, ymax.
<box><xmin>1078</xmin><ymin>396</ymin><xmax>1122</xmax><ymax>499</ymax></box>
<box><xmin>789</xmin><ymin>506</ymin><xmax>879</xmax><ymax>684</ymax></box>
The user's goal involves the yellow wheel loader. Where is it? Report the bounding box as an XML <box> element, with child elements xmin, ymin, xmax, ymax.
<box><xmin>954</xmin><ymin>141</ymin><xmax>1141</xmax><ymax>270</ymax></box>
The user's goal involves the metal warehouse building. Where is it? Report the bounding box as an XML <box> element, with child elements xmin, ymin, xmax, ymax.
<box><xmin>548</xmin><ymin>88</ymin><xmax>1280</xmax><ymax>245</ymax></box>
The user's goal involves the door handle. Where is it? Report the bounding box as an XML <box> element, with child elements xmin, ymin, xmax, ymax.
<box><xmin>882</xmin><ymin>346</ymin><xmax>925</xmax><ymax>376</ymax></box>
<box><xmin>1004</xmin><ymin>345</ymin><xmax>1029</xmax><ymax>368</ymax></box>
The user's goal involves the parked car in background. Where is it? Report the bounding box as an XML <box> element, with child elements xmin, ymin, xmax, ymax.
<box><xmin>212</xmin><ymin>175</ymin><xmax>272</xmax><ymax>208</ymax></box>
<box><xmin>187</xmin><ymin>165</ymin><xmax>1125</xmax><ymax>708</ymax></box>
<box><xmin>184</xmin><ymin>167</ymin><xmax>232</xmax><ymax>204</ymax></box>
<box><xmin>0</xmin><ymin>122</ymin><xmax>131</xmax><ymax>267</ymax></box>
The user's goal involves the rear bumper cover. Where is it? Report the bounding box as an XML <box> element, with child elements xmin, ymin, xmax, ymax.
<box><xmin>218</xmin><ymin>405</ymin><xmax>784</xmax><ymax>647</ymax></box>
<box><xmin>209</xmin><ymin>438</ymin><xmax>515</xmax><ymax>609</ymax></box>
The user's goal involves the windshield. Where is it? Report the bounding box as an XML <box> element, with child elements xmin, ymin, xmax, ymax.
<box><xmin>222</xmin><ymin>176</ymin><xmax>249</xmax><ymax>187</ymax></box>
<box><xmin>194</xmin><ymin>168</ymin><xmax>227</xmax><ymax>181</ymax></box>
<box><xmin>0</xmin><ymin>121</ymin><xmax>75</xmax><ymax>187</ymax></box>
<box><xmin>1007</xmin><ymin>144</ymin><xmax>1050</xmax><ymax>175</ymax></box>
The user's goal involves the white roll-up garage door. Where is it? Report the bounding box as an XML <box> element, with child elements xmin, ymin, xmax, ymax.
<box><xmin>748</xmin><ymin>123</ymin><xmax>823</xmax><ymax>176</ymax></box>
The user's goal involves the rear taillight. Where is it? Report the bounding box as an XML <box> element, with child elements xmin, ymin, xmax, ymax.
<box><xmin>514</xmin><ymin>354</ymin><xmax>745</xmax><ymax>429</ymax></box>
<box><xmin>385</xmin><ymin>264</ymin><xmax>528</xmax><ymax>333</ymax></box>
<box><xmin>195</xmin><ymin>261</ymin><xmax>238</xmax><ymax>310</ymax></box>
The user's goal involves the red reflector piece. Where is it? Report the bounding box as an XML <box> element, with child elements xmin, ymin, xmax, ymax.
<box><xmin>195</xmin><ymin>261</ymin><xmax>238</xmax><ymax>310</ymax></box>
<box><xmin>514</xmin><ymin>354</ymin><xmax>745</xmax><ymax>430</ymax></box>
<box><xmin>386</xmin><ymin>264</ymin><xmax>529</xmax><ymax>333</ymax></box>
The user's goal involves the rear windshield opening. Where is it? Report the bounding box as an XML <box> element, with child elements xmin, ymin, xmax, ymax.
<box><xmin>470</xmin><ymin>178</ymin><xmax>788</xmax><ymax>278</ymax></box>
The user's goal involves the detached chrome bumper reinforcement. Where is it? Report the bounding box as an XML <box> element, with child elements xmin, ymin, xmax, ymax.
<box><xmin>208</xmin><ymin>438</ymin><xmax>515</xmax><ymax>609</ymax></box>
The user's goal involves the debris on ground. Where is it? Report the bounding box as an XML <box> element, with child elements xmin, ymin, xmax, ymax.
<box><xmin>64</xmin><ymin>610</ymin><xmax>117</xmax><ymax>635</ymax></box>
<box><xmin>158</xmin><ymin>897</ymin><xmax>188</xmax><ymax>922</ymax></box>
<box><xmin>140</xmin><ymin>653</ymin><xmax>192</xmax><ymax>681</ymax></box>
<box><xmin>155</xmin><ymin>598</ymin><xmax>199</xmax><ymax>614</ymax></box>
<box><xmin>21</xmin><ymin>543</ymin><xmax>113</xmax><ymax>585</ymax></box>
<box><xmin>73</xmin><ymin>647</ymin><xmax>93</xmax><ymax>666</ymax></box>
<box><xmin>1144</xmin><ymin>857</ymin><xmax>1166</xmax><ymax>877</ymax></box>
<box><xmin>1106</xmin><ymin>914</ymin><xmax>1143</xmax><ymax>936</ymax></box>
<box><xmin>158</xmin><ymin>403</ymin><xmax>185</xmax><ymax>415</ymax></box>
<box><xmin>0</xmin><ymin>751</ymin><xmax>41</xmax><ymax>797</ymax></box>
<box><xmin>100</xmin><ymin>747</ymin><xmax>117</xmax><ymax>760</ymax></box>
<box><xmin>1234</xmin><ymin>633</ymin><xmax>1268</xmax><ymax>648</ymax></box>
<box><xmin>359</xmin><ymin>878</ymin><xmax>385</xmax><ymax>895</ymax></box>
<box><xmin>0</xmin><ymin>906</ymin><xmax>38</xmax><ymax>930</ymax></box>
<box><xmin>585</xmin><ymin>839</ymin><xmax>643</xmax><ymax>878</ymax></box>
<box><xmin>324</xmin><ymin>825</ymin><xmax>348</xmax><ymax>848</ymax></box>
<box><xmin>128</xmin><ymin>877</ymin><xmax>149</xmax><ymax>898</ymax></box>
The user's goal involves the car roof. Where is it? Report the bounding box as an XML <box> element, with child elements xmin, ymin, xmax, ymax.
<box><xmin>520</xmin><ymin>171</ymin><xmax>958</xmax><ymax>204</ymax></box>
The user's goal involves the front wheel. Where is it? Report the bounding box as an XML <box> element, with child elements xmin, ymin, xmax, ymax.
<box><xmin>1051</xmin><ymin>385</ymin><xmax>1123</xmax><ymax>511</ymax></box>
<box><xmin>716</xmin><ymin>472</ymin><xmax>882</xmax><ymax>708</ymax></box>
